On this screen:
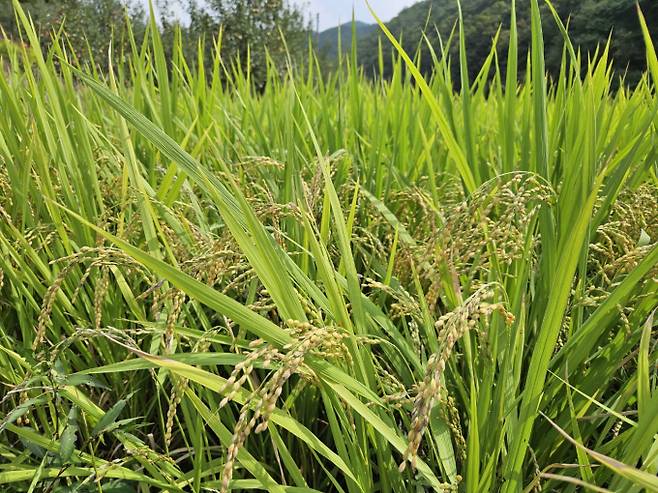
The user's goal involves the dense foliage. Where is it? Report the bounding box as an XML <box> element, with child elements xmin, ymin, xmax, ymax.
<box><xmin>0</xmin><ymin>0</ymin><xmax>309</xmax><ymax>86</ymax></box>
<box><xmin>1</xmin><ymin>1</ymin><xmax>657</xmax><ymax>493</ymax></box>
<box><xmin>5</xmin><ymin>0</ymin><xmax>658</xmax><ymax>88</ymax></box>
<box><xmin>185</xmin><ymin>0</ymin><xmax>310</xmax><ymax>89</ymax></box>
<box><xmin>345</xmin><ymin>0</ymin><xmax>658</xmax><ymax>84</ymax></box>
<box><xmin>0</xmin><ymin>0</ymin><xmax>147</xmax><ymax>65</ymax></box>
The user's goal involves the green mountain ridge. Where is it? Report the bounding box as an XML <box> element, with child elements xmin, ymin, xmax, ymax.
<box><xmin>315</xmin><ymin>2</ymin><xmax>423</xmax><ymax>58</ymax></box>
<box><xmin>318</xmin><ymin>0</ymin><xmax>658</xmax><ymax>84</ymax></box>
<box><xmin>317</xmin><ymin>20</ymin><xmax>376</xmax><ymax>58</ymax></box>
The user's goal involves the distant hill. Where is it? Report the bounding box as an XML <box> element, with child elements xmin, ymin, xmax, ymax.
<box><xmin>316</xmin><ymin>0</ymin><xmax>658</xmax><ymax>85</ymax></box>
<box><xmin>316</xmin><ymin>21</ymin><xmax>376</xmax><ymax>58</ymax></box>
<box><xmin>357</xmin><ymin>0</ymin><xmax>507</xmax><ymax>78</ymax></box>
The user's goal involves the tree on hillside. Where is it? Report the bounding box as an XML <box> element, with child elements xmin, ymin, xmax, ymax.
<box><xmin>0</xmin><ymin>0</ymin><xmax>146</xmax><ymax>67</ymax></box>
<box><xmin>186</xmin><ymin>0</ymin><xmax>311</xmax><ymax>89</ymax></box>
<box><xmin>1</xmin><ymin>0</ymin><xmax>310</xmax><ymax>87</ymax></box>
<box><xmin>0</xmin><ymin>0</ymin><xmax>66</xmax><ymax>40</ymax></box>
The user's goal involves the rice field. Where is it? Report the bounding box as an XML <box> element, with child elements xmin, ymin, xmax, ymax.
<box><xmin>1</xmin><ymin>1</ymin><xmax>657</xmax><ymax>492</ymax></box>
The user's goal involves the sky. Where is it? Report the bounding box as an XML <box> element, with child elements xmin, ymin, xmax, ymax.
<box><xmin>139</xmin><ymin>1</ymin><xmax>418</xmax><ymax>31</ymax></box>
<box><xmin>296</xmin><ymin>1</ymin><xmax>418</xmax><ymax>31</ymax></box>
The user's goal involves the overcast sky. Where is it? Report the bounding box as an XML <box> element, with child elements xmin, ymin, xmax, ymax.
<box><xmin>140</xmin><ymin>1</ymin><xmax>418</xmax><ymax>31</ymax></box>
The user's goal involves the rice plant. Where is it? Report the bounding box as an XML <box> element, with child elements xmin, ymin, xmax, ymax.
<box><xmin>0</xmin><ymin>0</ymin><xmax>657</xmax><ymax>492</ymax></box>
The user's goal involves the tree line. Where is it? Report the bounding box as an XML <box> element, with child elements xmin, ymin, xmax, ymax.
<box><xmin>0</xmin><ymin>0</ymin><xmax>309</xmax><ymax>88</ymax></box>
<box><xmin>1</xmin><ymin>0</ymin><xmax>657</xmax><ymax>87</ymax></box>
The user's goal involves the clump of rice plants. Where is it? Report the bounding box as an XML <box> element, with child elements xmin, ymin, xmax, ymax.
<box><xmin>0</xmin><ymin>1</ymin><xmax>657</xmax><ymax>492</ymax></box>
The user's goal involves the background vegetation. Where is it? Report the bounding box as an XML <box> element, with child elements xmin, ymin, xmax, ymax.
<box><xmin>0</xmin><ymin>0</ymin><xmax>147</xmax><ymax>64</ymax></box>
<box><xmin>0</xmin><ymin>0</ymin><xmax>310</xmax><ymax>85</ymax></box>
<box><xmin>3</xmin><ymin>0</ymin><xmax>658</xmax><ymax>87</ymax></box>
<box><xmin>350</xmin><ymin>0</ymin><xmax>658</xmax><ymax>85</ymax></box>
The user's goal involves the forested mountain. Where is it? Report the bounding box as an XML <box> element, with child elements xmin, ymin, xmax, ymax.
<box><xmin>321</xmin><ymin>0</ymin><xmax>658</xmax><ymax>85</ymax></box>
<box><xmin>317</xmin><ymin>21</ymin><xmax>376</xmax><ymax>58</ymax></box>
